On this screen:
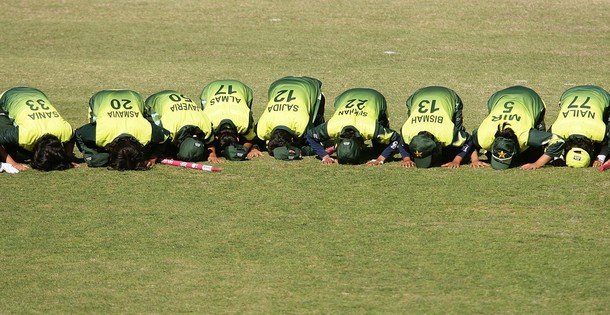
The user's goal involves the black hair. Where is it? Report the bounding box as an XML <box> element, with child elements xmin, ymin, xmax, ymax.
<box><xmin>565</xmin><ymin>135</ymin><xmax>594</xmax><ymax>155</ymax></box>
<box><xmin>105</xmin><ymin>136</ymin><xmax>148</xmax><ymax>171</ymax></box>
<box><xmin>340</xmin><ymin>127</ymin><xmax>365</xmax><ymax>146</ymax></box>
<box><xmin>178</xmin><ymin>125</ymin><xmax>206</xmax><ymax>147</ymax></box>
<box><xmin>267</xmin><ymin>129</ymin><xmax>296</xmax><ymax>155</ymax></box>
<box><xmin>494</xmin><ymin>122</ymin><xmax>518</xmax><ymax>143</ymax></box>
<box><xmin>217</xmin><ymin>126</ymin><xmax>238</xmax><ymax>149</ymax></box>
<box><xmin>30</xmin><ymin>134</ymin><xmax>73</xmax><ymax>171</ymax></box>
<box><xmin>416</xmin><ymin>130</ymin><xmax>437</xmax><ymax>141</ymax></box>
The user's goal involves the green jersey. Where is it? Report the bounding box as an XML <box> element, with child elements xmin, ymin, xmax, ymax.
<box><xmin>146</xmin><ymin>90</ymin><xmax>214</xmax><ymax>145</ymax></box>
<box><xmin>471</xmin><ymin>86</ymin><xmax>564</xmax><ymax>158</ymax></box>
<box><xmin>550</xmin><ymin>85</ymin><xmax>610</xmax><ymax>142</ymax></box>
<box><xmin>200</xmin><ymin>80</ymin><xmax>256</xmax><ymax>140</ymax></box>
<box><xmin>306</xmin><ymin>88</ymin><xmax>400</xmax><ymax>160</ymax></box>
<box><xmin>0</xmin><ymin>87</ymin><xmax>73</xmax><ymax>151</ymax></box>
<box><xmin>88</xmin><ymin>90</ymin><xmax>152</xmax><ymax>147</ymax></box>
<box><xmin>326</xmin><ymin>88</ymin><xmax>390</xmax><ymax>141</ymax></box>
<box><xmin>309</xmin><ymin>88</ymin><xmax>398</xmax><ymax>145</ymax></box>
<box><xmin>401</xmin><ymin>86</ymin><xmax>468</xmax><ymax>147</ymax></box>
<box><xmin>476</xmin><ymin>86</ymin><xmax>546</xmax><ymax>151</ymax></box>
<box><xmin>256</xmin><ymin>76</ymin><xmax>323</xmax><ymax>140</ymax></box>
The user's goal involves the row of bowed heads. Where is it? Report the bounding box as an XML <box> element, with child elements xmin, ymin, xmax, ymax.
<box><xmin>1</xmin><ymin>76</ymin><xmax>609</xmax><ymax>173</ymax></box>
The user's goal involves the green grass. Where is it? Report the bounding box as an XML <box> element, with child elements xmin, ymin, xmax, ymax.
<box><xmin>2</xmin><ymin>0</ymin><xmax>610</xmax><ymax>313</ymax></box>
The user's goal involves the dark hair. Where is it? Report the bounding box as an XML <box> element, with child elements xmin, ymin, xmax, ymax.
<box><xmin>105</xmin><ymin>136</ymin><xmax>148</xmax><ymax>171</ymax></box>
<box><xmin>217</xmin><ymin>126</ymin><xmax>238</xmax><ymax>149</ymax></box>
<box><xmin>417</xmin><ymin>130</ymin><xmax>436</xmax><ymax>140</ymax></box>
<box><xmin>494</xmin><ymin>122</ymin><xmax>518</xmax><ymax>143</ymax></box>
<box><xmin>178</xmin><ymin>125</ymin><xmax>206</xmax><ymax>147</ymax></box>
<box><xmin>565</xmin><ymin>135</ymin><xmax>594</xmax><ymax>155</ymax></box>
<box><xmin>340</xmin><ymin>127</ymin><xmax>365</xmax><ymax>146</ymax></box>
<box><xmin>30</xmin><ymin>134</ymin><xmax>73</xmax><ymax>171</ymax></box>
<box><xmin>267</xmin><ymin>129</ymin><xmax>296</xmax><ymax>155</ymax></box>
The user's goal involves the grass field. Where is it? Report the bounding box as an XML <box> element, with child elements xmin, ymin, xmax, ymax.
<box><xmin>1</xmin><ymin>0</ymin><xmax>610</xmax><ymax>313</ymax></box>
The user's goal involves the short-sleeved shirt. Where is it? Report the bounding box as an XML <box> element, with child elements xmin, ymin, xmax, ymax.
<box><xmin>0</xmin><ymin>87</ymin><xmax>73</xmax><ymax>151</ymax></box>
<box><xmin>146</xmin><ymin>90</ymin><xmax>214</xmax><ymax>145</ymax></box>
<box><xmin>401</xmin><ymin>86</ymin><xmax>468</xmax><ymax>147</ymax></box>
<box><xmin>550</xmin><ymin>85</ymin><xmax>610</xmax><ymax>142</ymax></box>
<box><xmin>200</xmin><ymin>79</ymin><xmax>256</xmax><ymax>140</ymax></box>
<box><xmin>256</xmin><ymin>76</ymin><xmax>323</xmax><ymax>140</ymax></box>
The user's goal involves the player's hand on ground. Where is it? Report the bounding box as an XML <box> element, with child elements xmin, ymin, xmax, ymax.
<box><xmin>401</xmin><ymin>157</ymin><xmax>415</xmax><ymax>168</ymax></box>
<box><xmin>322</xmin><ymin>155</ymin><xmax>337</xmax><ymax>165</ymax></box>
<box><xmin>593</xmin><ymin>160</ymin><xmax>603</xmax><ymax>168</ymax></box>
<box><xmin>520</xmin><ymin>162</ymin><xmax>543</xmax><ymax>170</ymax></box>
<box><xmin>366</xmin><ymin>159</ymin><xmax>385</xmax><ymax>166</ymax></box>
<box><xmin>442</xmin><ymin>161</ymin><xmax>460</xmax><ymax>169</ymax></box>
<box><xmin>11</xmin><ymin>162</ymin><xmax>29</xmax><ymax>171</ymax></box>
<box><xmin>208</xmin><ymin>155</ymin><xmax>223</xmax><ymax>164</ymax></box>
<box><xmin>146</xmin><ymin>158</ymin><xmax>157</xmax><ymax>168</ymax></box>
<box><xmin>470</xmin><ymin>160</ymin><xmax>489</xmax><ymax>168</ymax></box>
<box><xmin>247</xmin><ymin>148</ymin><xmax>263</xmax><ymax>159</ymax></box>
